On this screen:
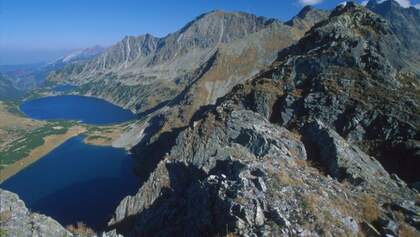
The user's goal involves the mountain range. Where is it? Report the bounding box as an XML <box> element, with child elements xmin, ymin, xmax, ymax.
<box><xmin>0</xmin><ymin>46</ymin><xmax>105</xmax><ymax>91</ymax></box>
<box><xmin>1</xmin><ymin>1</ymin><xmax>420</xmax><ymax>236</ymax></box>
<box><xmin>48</xmin><ymin>8</ymin><xmax>329</xmax><ymax>114</ymax></box>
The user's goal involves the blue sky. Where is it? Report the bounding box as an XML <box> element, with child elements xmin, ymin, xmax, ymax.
<box><xmin>0</xmin><ymin>0</ymin><xmax>419</xmax><ymax>65</ymax></box>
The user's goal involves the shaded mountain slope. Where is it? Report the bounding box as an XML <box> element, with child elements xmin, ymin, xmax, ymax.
<box><xmin>366</xmin><ymin>0</ymin><xmax>420</xmax><ymax>64</ymax></box>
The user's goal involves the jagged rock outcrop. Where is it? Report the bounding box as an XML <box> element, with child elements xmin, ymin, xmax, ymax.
<box><xmin>109</xmin><ymin>3</ymin><xmax>420</xmax><ymax>236</ymax></box>
<box><xmin>0</xmin><ymin>189</ymin><xmax>72</xmax><ymax>237</ymax></box>
<box><xmin>221</xmin><ymin>1</ymin><xmax>420</xmax><ymax>183</ymax></box>
<box><xmin>301</xmin><ymin>119</ymin><xmax>392</xmax><ymax>185</ymax></box>
<box><xmin>0</xmin><ymin>188</ymin><xmax>125</xmax><ymax>237</ymax></box>
<box><xmin>111</xmin><ymin>95</ymin><xmax>418</xmax><ymax>236</ymax></box>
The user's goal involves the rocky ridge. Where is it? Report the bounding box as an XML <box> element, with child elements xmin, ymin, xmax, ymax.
<box><xmin>48</xmin><ymin>9</ymin><xmax>327</xmax><ymax>113</ymax></box>
<box><xmin>109</xmin><ymin>2</ymin><xmax>420</xmax><ymax>236</ymax></box>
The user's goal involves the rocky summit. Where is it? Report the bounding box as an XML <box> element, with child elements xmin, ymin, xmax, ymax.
<box><xmin>1</xmin><ymin>1</ymin><xmax>420</xmax><ymax>237</ymax></box>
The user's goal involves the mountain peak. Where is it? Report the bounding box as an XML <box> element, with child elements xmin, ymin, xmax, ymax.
<box><xmin>297</xmin><ymin>5</ymin><xmax>316</xmax><ymax>18</ymax></box>
<box><xmin>182</xmin><ymin>9</ymin><xmax>273</xmax><ymax>31</ymax></box>
<box><xmin>198</xmin><ymin>9</ymin><xmax>264</xmax><ymax>18</ymax></box>
<box><xmin>331</xmin><ymin>1</ymin><xmax>368</xmax><ymax>17</ymax></box>
<box><xmin>170</xmin><ymin>10</ymin><xmax>276</xmax><ymax>46</ymax></box>
<box><xmin>286</xmin><ymin>5</ymin><xmax>329</xmax><ymax>31</ymax></box>
<box><xmin>367</xmin><ymin>0</ymin><xmax>404</xmax><ymax>9</ymax></box>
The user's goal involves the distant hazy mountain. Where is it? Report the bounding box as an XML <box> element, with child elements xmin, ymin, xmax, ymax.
<box><xmin>0</xmin><ymin>74</ymin><xmax>23</xmax><ymax>100</ymax></box>
<box><xmin>0</xmin><ymin>46</ymin><xmax>105</xmax><ymax>91</ymax></box>
<box><xmin>48</xmin><ymin>45</ymin><xmax>106</xmax><ymax>68</ymax></box>
<box><xmin>0</xmin><ymin>64</ymin><xmax>47</xmax><ymax>90</ymax></box>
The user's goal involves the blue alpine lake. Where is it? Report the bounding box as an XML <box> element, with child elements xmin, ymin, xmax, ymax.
<box><xmin>1</xmin><ymin>95</ymin><xmax>140</xmax><ymax>230</ymax></box>
<box><xmin>21</xmin><ymin>95</ymin><xmax>136</xmax><ymax>125</ymax></box>
<box><xmin>0</xmin><ymin>136</ymin><xmax>139</xmax><ymax>230</ymax></box>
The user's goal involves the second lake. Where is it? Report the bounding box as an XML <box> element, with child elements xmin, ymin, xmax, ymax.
<box><xmin>0</xmin><ymin>135</ymin><xmax>139</xmax><ymax>230</ymax></box>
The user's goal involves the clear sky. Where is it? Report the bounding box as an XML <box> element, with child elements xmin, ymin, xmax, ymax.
<box><xmin>0</xmin><ymin>0</ymin><xmax>419</xmax><ymax>65</ymax></box>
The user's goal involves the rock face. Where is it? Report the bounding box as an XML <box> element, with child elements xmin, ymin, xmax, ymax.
<box><xmin>366</xmin><ymin>0</ymin><xmax>420</xmax><ymax>67</ymax></box>
<box><xmin>109</xmin><ymin>2</ymin><xmax>420</xmax><ymax>237</ymax></box>
<box><xmin>261</xmin><ymin>1</ymin><xmax>420</xmax><ymax>183</ymax></box>
<box><xmin>114</xmin><ymin>108</ymin><xmax>417</xmax><ymax>236</ymax></box>
<box><xmin>0</xmin><ymin>188</ymin><xmax>125</xmax><ymax>237</ymax></box>
<box><xmin>0</xmin><ymin>189</ymin><xmax>72</xmax><ymax>237</ymax></box>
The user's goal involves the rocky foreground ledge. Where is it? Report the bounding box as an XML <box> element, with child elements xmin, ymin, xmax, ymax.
<box><xmin>0</xmin><ymin>189</ymin><xmax>72</xmax><ymax>236</ymax></box>
<box><xmin>0</xmin><ymin>189</ymin><xmax>122</xmax><ymax>237</ymax></box>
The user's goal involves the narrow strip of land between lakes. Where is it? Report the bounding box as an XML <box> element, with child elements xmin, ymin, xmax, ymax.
<box><xmin>0</xmin><ymin>126</ymin><xmax>86</xmax><ymax>183</ymax></box>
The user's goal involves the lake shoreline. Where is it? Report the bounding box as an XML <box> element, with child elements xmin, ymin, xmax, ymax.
<box><xmin>0</xmin><ymin>126</ymin><xmax>86</xmax><ymax>183</ymax></box>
